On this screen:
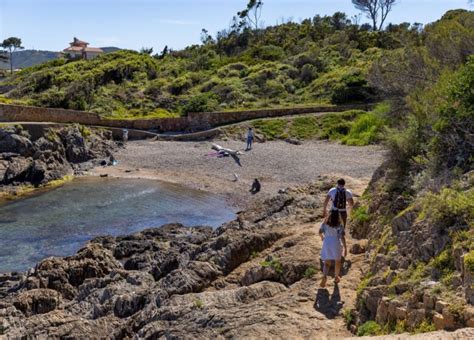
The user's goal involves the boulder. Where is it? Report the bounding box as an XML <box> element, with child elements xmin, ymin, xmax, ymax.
<box><xmin>13</xmin><ymin>289</ymin><xmax>61</xmax><ymax>316</ymax></box>
<box><xmin>3</xmin><ymin>157</ymin><xmax>32</xmax><ymax>184</ymax></box>
<box><xmin>0</xmin><ymin>129</ymin><xmax>33</xmax><ymax>156</ymax></box>
<box><xmin>406</xmin><ymin>309</ymin><xmax>426</xmax><ymax>329</ymax></box>
<box><xmin>350</xmin><ymin>241</ymin><xmax>367</xmax><ymax>255</ymax></box>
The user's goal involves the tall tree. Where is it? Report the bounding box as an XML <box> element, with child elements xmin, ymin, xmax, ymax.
<box><xmin>351</xmin><ymin>0</ymin><xmax>397</xmax><ymax>31</ymax></box>
<box><xmin>140</xmin><ymin>47</ymin><xmax>153</xmax><ymax>55</ymax></box>
<box><xmin>238</xmin><ymin>0</ymin><xmax>264</xmax><ymax>31</ymax></box>
<box><xmin>2</xmin><ymin>37</ymin><xmax>24</xmax><ymax>74</ymax></box>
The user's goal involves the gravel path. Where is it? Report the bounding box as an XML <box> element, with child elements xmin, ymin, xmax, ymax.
<box><xmin>94</xmin><ymin>139</ymin><xmax>386</xmax><ymax>208</ymax></box>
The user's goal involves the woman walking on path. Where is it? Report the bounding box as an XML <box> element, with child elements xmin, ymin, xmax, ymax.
<box><xmin>319</xmin><ymin>209</ymin><xmax>347</xmax><ymax>287</ymax></box>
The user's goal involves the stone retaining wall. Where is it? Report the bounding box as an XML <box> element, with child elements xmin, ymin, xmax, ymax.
<box><xmin>0</xmin><ymin>103</ymin><xmax>372</xmax><ymax>132</ymax></box>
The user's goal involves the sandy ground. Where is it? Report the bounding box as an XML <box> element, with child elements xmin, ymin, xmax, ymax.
<box><xmin>91</xmin><ymin>139</ymin><xmax>385</xmax><ymax>208</ymax></box>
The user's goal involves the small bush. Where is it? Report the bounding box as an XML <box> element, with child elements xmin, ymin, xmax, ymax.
<box><xmin>357</xmin><ymin>321</ymin><xmax>383</xmax><ymax>336</ymax></box>
<box><xmin>289</xmin><ymin>116</ymin><xmax>318</xmax><ymax>139</ymax></box>
<box><xmin>261</xmin><ymin>257</ymin><xmax>283</xmax><ymax>274</ymax></box>
<box><xmin>342</xmin><ymin>103</ymin><xmax>389</xmax><ymax>145</ymax></box>
<box><xmin>352</xmin><ymin>206</ymin><xmax>370</xmax><ymax>224</ymax></box>
<box><xmin>419</xmin><ymin>187</ymin><xmax>474</xmax><ymax>225</ymax></box>
<box><xmin>251</xmin><ymin>45</ymin><xmax>285</xmax><ymax>61</ymax></box>
<box><xmin>304</xmin><ymin>266</ymin><xmax>317</xmax><ymax>278</ymax></box>
<box><xmin>193</xmin><ymin>299</ymin><xmax>204</xmax><ymax>309</ymax></box>
<box><xmin>182</xmin><ymin>93</ymin><xmax>219</xmax><ymax>114</ymax></box>
<box><xmin>252</xmin><ymin>119</ymin><xmax>287</xmax><ymax>140</ymax></box>
<box><xmin>356</xmin><ymin>273</ymin><xmax>373</xmax><ymax>297</ymax></box>
<box><xmin>342</xmin><ymin>308</ymin><xmax>353</xmax><ymax>325</ymax></box>
<box><xmin>464</xmin><ymin>250</ymin><xmax>474</xmax><ymax>274</ymax></box>
<box><xmin>431</xmin><ymin>249</ymin><xmax>455</xmax><ymax>272</ymax></box>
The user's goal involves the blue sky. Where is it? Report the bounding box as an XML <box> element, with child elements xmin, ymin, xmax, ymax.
<box><xmin>0</xmin><ymin>0</ymin><xmax>471</xmax><ymax>52</ymax></box>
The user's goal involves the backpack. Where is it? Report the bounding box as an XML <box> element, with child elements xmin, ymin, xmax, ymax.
<box><xmin>334</xmin><ymin>188</ymin><xmax>346</xmax><ymax>210</ymax></box>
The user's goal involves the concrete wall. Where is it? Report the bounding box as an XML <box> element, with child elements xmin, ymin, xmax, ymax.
<box><xmin>0</xmin><ymin>103</ymin><xmax>372</xmax><ymax>133</ymax></box>
<box><xmin>187</xmin><ymin>104</ymin><xmax>372</xmax><ymax>129</ymax></box>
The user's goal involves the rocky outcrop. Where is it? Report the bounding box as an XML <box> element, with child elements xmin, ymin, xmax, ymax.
<box><xmin>0</xmin><ymin>181</ymin><xmax>332</xmax><ymax>338</ymax></box>
<box><xmin>349</xmin><ymin>164</ymin><xmax>473</xmax><ymax>334</ymax></box>
<box><xmin>0</xmin><ymin>125</ymin><xmax>116</xmax><ymax>188</ymax></box>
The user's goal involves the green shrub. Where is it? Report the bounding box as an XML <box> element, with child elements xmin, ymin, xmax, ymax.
<box><xmin>193</xmin><ymin>299</ymin><xmax>204</xmax><ymax>309</ymax></box>
<box><xmin>252</xmin><ymin>119</ymin><xmax>287</xmax><ymax>140</ymax></box>
<box><xmin>182</xmin><ymin>93</ymin><xmax>219</xmax><ymax>114</ymax></box>
<box><xmin>419</xmin><ymin>187</ymin><xmax>474</xmax><ymax>225</ymax></box>
<box><xmin>431</xmin><ymin>249</ymin><xmax>455</xmax><ymax>272</ymax></box>
<box><xmin>330</xmin><ymin>68</ymin><xmax>374</xmax><ymax>104</ymax></box>
<box><xmin>412</xmin><ymin>320</ymin><xmax>436</xmax><ymax>334</ymax></box>
<box><xmin>342</xmin><ymin>111</ymin><xmax>385</xmax><ymax>145</ymax></box>
<box><xmin>408</xmin><ymin>262</ymin><xmax>428</xmax><ymax>283</ymax></box>
<box><xmin>304</xmin><ymin>266</ymin><xmax>317</xmax><ymax>278</ymax></box>
<box><xmin>464</xmin><ymin>250</ymin><xmax>474</xmax><ymax>274</ymax></box>
<box><xmin>251</xmin><ymin>45</ymin><xmax>285</xmax><ymax>61</ymax></box>
<box><xmin>357</xmin><ymin>321</ymin><xmax>383</xmax><ymax>336</ymax></box>
<box><xmin>261</xmin><ymin>257</ymin><xmax>283</xmax><ymax>274</ymax></box>
<box><xmin>168</xmin><ymin>76</ymin><xmax>192</xmax><ymax>95</ymax></box>
<box><xmin>352</xmin><ymin>205</ymin><xmax>370</xmax><ymax>224</ymax></box>
<box><xmin>342</xmin><ymin>308</ymin><xmax>353</xmax><ymax>325</ymax></box>
<box><xmin>289</xmin><ymin>116</ymin><xmax>318</xmax><ymax>139</ymax></box>
<box><xmin>356</xmin><ymin>273</ymin><xmax>373</xmax><ymax>297</ymax></box>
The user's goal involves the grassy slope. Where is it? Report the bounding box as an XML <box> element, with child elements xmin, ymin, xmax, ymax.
<box><xmin>221</xmin><ymin>103</ymin><xmax>389</xmax><ymax>145</ymax></box>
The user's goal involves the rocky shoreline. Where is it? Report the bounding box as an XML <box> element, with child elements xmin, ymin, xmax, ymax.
<box><xmin>1</xmin><ymin>173</ymin><xmax>473</xmax><ymax>338</ymax></box>
<box><xmin>0</xmin><ymin>124</ymin><xmax>117</xmax><ymax>199</ymax></box>
<box><xmin>0</xmin><ymin>178</ymin><xmax>359</xmax><ymax>338</ymax></box>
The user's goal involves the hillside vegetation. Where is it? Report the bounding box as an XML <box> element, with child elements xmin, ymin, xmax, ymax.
<box><xmin>0</xmin><ymin>11</ymin><xmax>431</xmax><ymax>119</ymax></box>
<box><xmin>345</xmin><ymin>9</ymin><xmax>474</xmax><ymax>335</ymax></box>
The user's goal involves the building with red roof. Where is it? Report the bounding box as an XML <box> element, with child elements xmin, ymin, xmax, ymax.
<box><xmin>63</xmin><ymin>37</ymin><xmax>103</xmax><ymax>60</ymax></box>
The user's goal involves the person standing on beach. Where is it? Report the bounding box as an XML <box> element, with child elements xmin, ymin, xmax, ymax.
<box><xmin>246</xmin><ymin>127</ymin><xmax>254</xmax><ymax>151</ymax></box>
<box><xmin>322</xmin><ymin>178</ymin><xmax>354</xmax><ymax>227</ymax></box>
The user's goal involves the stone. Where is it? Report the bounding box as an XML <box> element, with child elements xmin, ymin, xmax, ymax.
<box><xmin>391</xmin><ymin>210</ymin><xmax>416</xmax><ymax>235</ymax></box>
<box><xmin>375</xmin><ymin>297</ymin><xmax>390</xmax><ymax>324</ymax></box>
<box><xmin>4</xmin><ymin>157</ymin><xmax>32</xmax><ymax>184</ymax></box>
<box><xmin>285</xmin><ymin>138</ymin><xmax>302</xmax><ymax>145</ymax></box>
<box><xmin>442</xmin><ymin>308</ymin><xmax>457</xmax><ymax>330</ymax></box>
<box><xmin>433</xmin><ymin>312</ymin><xmax>445</xmax><ymax>330</ymax></box>
<box><xmin>435</xmin><ymin>300</ymin><xmax>449</xmax><ymax>313</ymax></box>
<box><xmin>406</xmin><ymin>309</ymin><xmax>426</xmax><ymax>329</ymax></box>
<box><xmin>13</xmin><ymin>289</ymin><xmax>61</xmax><ymax>316</ymax></box>
<box><xmin>0</xmin><ymin>125</ymin><xmax>114</xmax><ymax>188</ymax></box>
<box><xmin>350</xmin><ymin>242</ymin><xmax>367</xmax><ymax>255</ymax></box>
<box><xmin>0</xmin><ymin>130</ymin><xmax>33</xmax><ymax>156</ymax></box>
<box><xmin>423</xmin><ymin>292</ymin><xmax>435</xmax><ymax>310</ymax></box>
<box><xmin>394</xmin><ymin>306</ymin><xmax>407</xmax><ymax>320</ymax></box>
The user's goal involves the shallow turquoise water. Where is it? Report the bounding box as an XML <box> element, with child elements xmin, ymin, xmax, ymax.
<box><xmin>0</xmin><ymin>177</ymin><xmax>236</xmax><ymax>273</ymax></box>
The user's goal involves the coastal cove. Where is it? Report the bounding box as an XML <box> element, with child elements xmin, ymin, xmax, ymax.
<box><xmin>0</xmin><ymin>176</ymin><xmax>237</xmax><ymax>273</ymax></box>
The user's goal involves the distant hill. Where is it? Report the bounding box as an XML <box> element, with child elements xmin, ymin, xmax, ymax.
<box><xmin>0</xmin><ymin>50</ymin><xmax>59</xmax><ymax>69</ymax></box>
<box><xmin>0</xmin><ymin>47</ymin><xmax>121</xmax><ymax>70</ymax></box>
